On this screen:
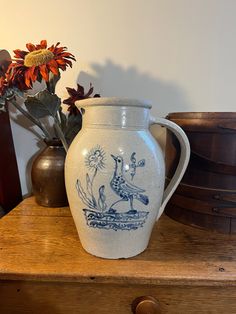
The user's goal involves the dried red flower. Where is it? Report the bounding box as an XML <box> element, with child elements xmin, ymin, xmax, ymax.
<box><xmin>0</xmin><ymin>77</ymin><xmax>8</xmax><ymax>96</ymax></box>
<box><xmin>63</xmin><ymin>83</ymin><xmax>100</xmax><ymax>116</ymax></box>
<box><xmin>7</xmin><ymin>40</ymin><xmax>75</xmax><ymax>90</ymax></box>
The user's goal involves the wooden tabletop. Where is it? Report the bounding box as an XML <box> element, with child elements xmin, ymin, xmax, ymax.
<box><xmin>0</xmin><ymin>197</ymin><xmax>236</xmax><ymax>287</ymax></box>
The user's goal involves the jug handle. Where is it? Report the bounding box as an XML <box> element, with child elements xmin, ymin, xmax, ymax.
<box><xmin>149</xmin><ymin>116</ymin><xmax>190</xmax><ymax>220</ymax></box>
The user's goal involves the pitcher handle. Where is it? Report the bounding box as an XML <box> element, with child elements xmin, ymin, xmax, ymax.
<box><xmin>149</xmin><ymin>116</ymin><xmax>190</xmax><ymax>220</ymax></box>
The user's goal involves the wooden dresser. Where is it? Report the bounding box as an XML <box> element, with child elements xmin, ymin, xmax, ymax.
<box><xmin>0</xmin><ymin>197</ymin><xmax>236</xmax><ymax>313</ymax></box>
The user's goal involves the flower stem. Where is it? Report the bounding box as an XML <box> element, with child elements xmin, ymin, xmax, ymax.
<box><xmin>8</xmin><ymin>98</ymin><xmax>52</xmax><ymax>139</ymax></box>
<box><xmin>91</xmin><ymin>167</ymin><xmax>98</xmax><ymax>185</ymax></box>
<box><xmin>54</xmin><ymin>118</ymin><xmax>68</xmax><ymax>152</ymax></box>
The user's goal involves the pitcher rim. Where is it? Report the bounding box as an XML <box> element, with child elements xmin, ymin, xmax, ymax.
<box><xmin>75</xmin><ymin>97</ymin><xmax>152</xmax><ymax>109</ymax></box>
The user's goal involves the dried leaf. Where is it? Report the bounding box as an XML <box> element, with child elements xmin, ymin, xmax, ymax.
<box><xmin>25</xmin><ymin>89</ymin><xmax>61</xmax><ymax>119</ymax></box>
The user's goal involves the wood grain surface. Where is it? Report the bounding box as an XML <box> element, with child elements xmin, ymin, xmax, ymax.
<box><xmin>2</xmin><ymin>197</ymin><xmax>236</xmax><ymax>313</ymax></box>
<box><xmin>1</xmin><ymin>280</ymin><xmax>236</xmax><ymax>314</ymax></box>
<box><xmin>0</xmin><ymin>197</ymin><xmax>236</xmax><ymax>287</ymax></box>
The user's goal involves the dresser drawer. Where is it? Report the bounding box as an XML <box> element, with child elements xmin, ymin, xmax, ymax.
<box><xmin>1</xmin><ymin>280</ymin><xmax>236</xmax><ymax>314</ymax></box>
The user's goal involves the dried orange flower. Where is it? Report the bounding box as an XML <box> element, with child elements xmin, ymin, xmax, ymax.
<box><xmin>7</xmin><ymin>40</ymin><xmax>75</xmax><ymax>89</ymax></box>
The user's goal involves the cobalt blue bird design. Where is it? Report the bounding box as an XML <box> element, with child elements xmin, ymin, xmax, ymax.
<box><xmin>76</xmin><ymin>147</ymin><xmax>149</xmax><ymax>231</ymax></box>
<box><xmin>110</xmin><ymin>154</ymin><xmax>149</xmax><ymax>213</ymax></box>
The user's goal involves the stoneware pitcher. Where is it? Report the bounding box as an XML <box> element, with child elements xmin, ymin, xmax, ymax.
<box><xmin>65</xmin><ymin>97</ymin><xmax>190</xmax><ymax>259</ymax></box>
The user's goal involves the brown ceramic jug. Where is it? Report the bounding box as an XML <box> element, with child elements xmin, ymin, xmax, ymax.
<box><xmin>31</xmin><ymin>138</ymin><xmax>68</xmax><ymax>207</ymax></box>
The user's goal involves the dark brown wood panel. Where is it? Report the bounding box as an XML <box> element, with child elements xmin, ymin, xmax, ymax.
<box><xmin>0</xmin><ymin>110</ymin><xmax>22</xmax><ymax>213</ymax></box>
<box><xmin>0</xmin><ymin>281</ymin><xmax>236</xmax><ymax>314</ymax></box>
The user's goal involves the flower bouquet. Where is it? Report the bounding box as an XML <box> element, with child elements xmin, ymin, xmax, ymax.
<box><xmin>0</xmin><ymin>39</ymin><xmax>99</xmax><ymax>150</ymax></box>
<box><xmin>0</xmin><ymin>40</ymin><xmax>99</xmax><ymax>206</ymax></box>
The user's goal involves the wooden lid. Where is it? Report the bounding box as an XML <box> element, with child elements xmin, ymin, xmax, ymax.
<box><xmin>167</xmin><ymin>112</ymin><xmax>236</xmax><ymax>119</ymax></box>
<box><xmin>166</xmin><ymin>112</ymin><xmax>236</xmax><ymax>133</ymax></box>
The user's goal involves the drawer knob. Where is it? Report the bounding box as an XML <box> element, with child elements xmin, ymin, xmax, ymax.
<box><xmin>132</xmin><ymin>296</ymin><xmax>161</xmax><ymax>314</ymax></box>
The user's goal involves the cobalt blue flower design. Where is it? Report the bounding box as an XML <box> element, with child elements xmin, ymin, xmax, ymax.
<box><xmin>127</xmin><ymin>152</ymin><xmax>145</xmax><ymax>180</ymax></box>
<box><xmin>85</xmin><ymin>145</ymin><xmax>106</xmax><ymax>172</ymax></box>
<box><xmin>76</xmin><ymin>146</ymin><xmax>107</xmax><ymax>211</ymax></box>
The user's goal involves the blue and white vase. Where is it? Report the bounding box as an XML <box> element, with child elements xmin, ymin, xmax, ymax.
<box><xmin>65</xmin><ymin>98</ymin><xmax>190</xmax><ymax>259</ymax></box>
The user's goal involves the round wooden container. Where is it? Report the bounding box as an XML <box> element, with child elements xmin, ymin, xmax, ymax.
<box><xmin>165</xmin><ymin>112</ymin><xmax>236</xmax><ymax>233</ymax></box>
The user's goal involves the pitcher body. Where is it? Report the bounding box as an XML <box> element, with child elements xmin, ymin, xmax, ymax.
<box><xmin>65</xmin><ymin>98</ymin><xmax>190</xmax><ymax>259</ymax></box>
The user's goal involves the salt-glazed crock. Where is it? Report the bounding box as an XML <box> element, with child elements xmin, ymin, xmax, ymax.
<box><xmin>65</xmin><ymin>97</ymin><xmax>190</xmax><ymax>259</ymax></box>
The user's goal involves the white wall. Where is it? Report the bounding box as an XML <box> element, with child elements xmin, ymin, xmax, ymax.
<box><xmin>1</xmin><ymin>0</ymin><xmax>236</xmax><ymax>195</ymax></box>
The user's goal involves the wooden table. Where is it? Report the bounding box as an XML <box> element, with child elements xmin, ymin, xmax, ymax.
<box><xmin>0</xmin><ymin>197</ymin><xmax>236</xmax><ymax>313</ymax></box>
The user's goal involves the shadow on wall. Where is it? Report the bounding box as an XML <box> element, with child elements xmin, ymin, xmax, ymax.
<box><xmin>77</xmin><ymin>59</ymin><xmax>192</xmax><ymax>148</ymax></box>
<box><xmin>78</xmin><ymin>59</ymin><xmax>192</xmax><ymax>117</ymax></box>
<box><xmin>9</xmin><ymin>103</ymin><xmax>48</xmax><ymax>195</ymax></box>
